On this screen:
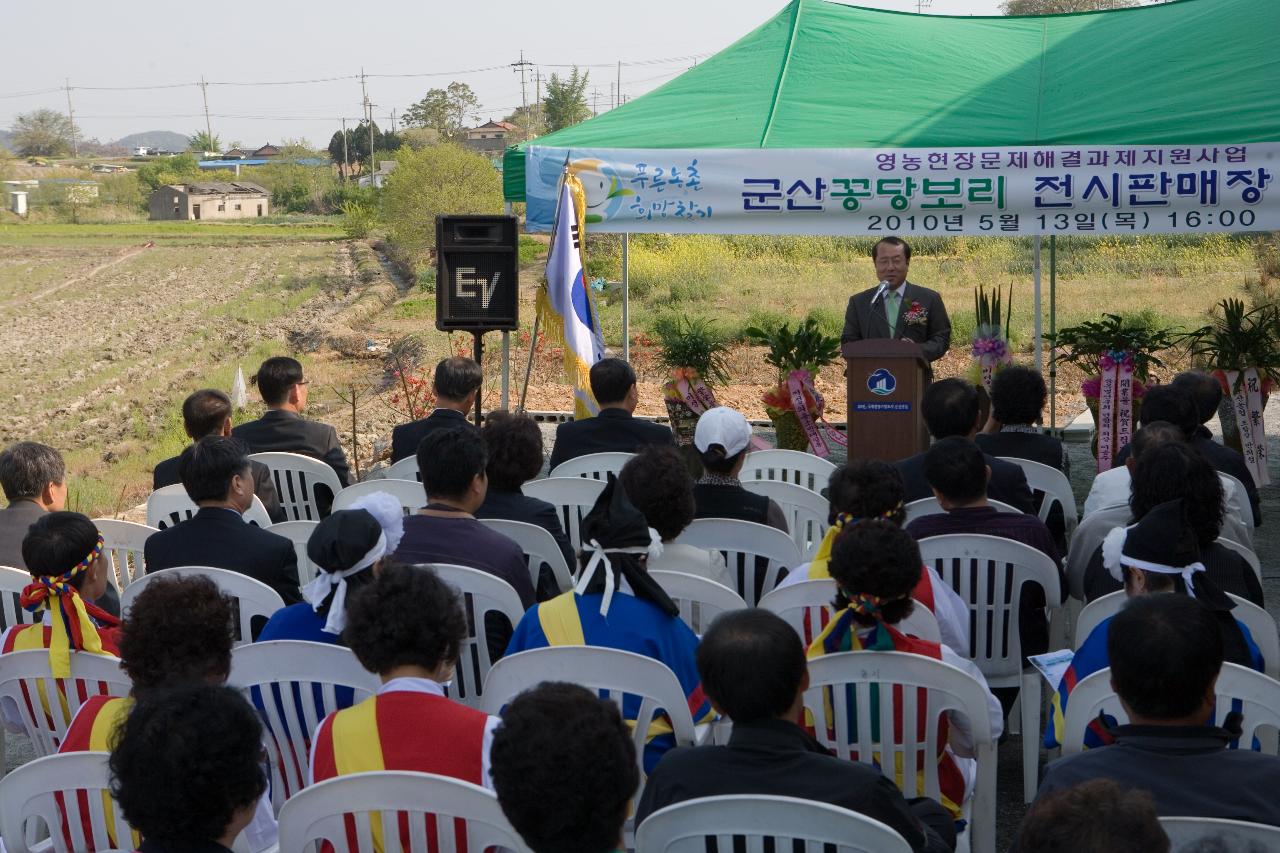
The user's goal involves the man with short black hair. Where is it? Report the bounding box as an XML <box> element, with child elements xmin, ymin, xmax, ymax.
<box><xmin>636</xmin><ymin>609</ymin><xmax>955</xmax><ymax>853</ymax></box>
<box><xmin>547</xmin><ymin>358</ymin><xmax>674</xmax><ymax>471</ymax></box>
<box><xmin>1035</xmin><ymin>594</ymin><xmax>1280</xmax><ymax>826</ymax></box>
<box><xmin>153</xmin><ymin>389</ymin><xmax>284</xmax><ymax>522</ymax></box>
<box><xmin>232</xmin><ymin>356</ymin><xmax>350</xmax><ymax>487</ymax></box>
<box><xmin>895</xmin><ymin>378</ymin><xmax>1034</xmax><ymax>511</ymax></box>
<box><xmin>390</xmin><ymin>357</ymin><xmax>482</xmax><ymax>463</ymax></box>
<box><xmin>144</xmin><ymin>436</ymin><xmax>302</xmax><ymax>609</ymax></box>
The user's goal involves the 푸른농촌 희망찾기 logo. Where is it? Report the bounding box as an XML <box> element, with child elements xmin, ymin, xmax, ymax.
<box><xmin>868</xmin><ymin>368</ymin><xmax>896</xmax><ymax>396</ymax></box>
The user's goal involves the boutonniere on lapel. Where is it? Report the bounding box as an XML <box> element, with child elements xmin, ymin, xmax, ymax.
<box><xmin>903</xmin><ymin>301</ymin><xmax>928</xmax><ymax>327</ymax></box>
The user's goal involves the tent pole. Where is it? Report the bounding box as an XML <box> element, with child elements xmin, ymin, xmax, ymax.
<box><xmin>622</xmin><ymin>233</ymin><xmax>631</xmax><ymax>362</ymax></box>
<box><xmin>1049</xmin><ymin>235</ymin><xmax>1058</xmax><ymax>431</ymax></box>
<box><xmin>1033</xmin><ymin>235</ymin><xmax>1043</xmax><ymax>376</ymax></box>
<box><xmin>503</xmin><ymin>201</ymin><xmax>512</xmax><ymax>410</ymax></box>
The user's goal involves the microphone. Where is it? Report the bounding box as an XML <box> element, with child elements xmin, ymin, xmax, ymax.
<box><xmin>870</xmin><ymin>280</ymin><xmax>890</xmax><ymax>305</ymax></box>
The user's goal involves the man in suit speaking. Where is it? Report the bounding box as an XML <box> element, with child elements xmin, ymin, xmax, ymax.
<box><xmin>841</xmin><ymin>237</ymin><xmax>951</xmax><ymax>380</ymax></box>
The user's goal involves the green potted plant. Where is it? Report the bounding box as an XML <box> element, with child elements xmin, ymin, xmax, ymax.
<box><xmin>745</xmin><ymin>317</ymin><xmax>841</xmax><ymax>452</ymax></box>
<box><xmin>966</xmin><ymin>283</ymin><xmax>1014</xmax><ymax>392</ymax></box>
<box><xmin>653</xmin><ymin>315</ymin><xmax>731</xmax><ymax>445</ymax></box>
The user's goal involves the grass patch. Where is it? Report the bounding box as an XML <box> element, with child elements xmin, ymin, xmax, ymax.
<box><xmin>394</xmin><ymin>297</ymin><xmax>436</xmax><ymax>319</ymax></box>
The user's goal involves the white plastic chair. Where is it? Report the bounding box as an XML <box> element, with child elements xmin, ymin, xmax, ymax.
<box><xmin>0</xmin><ymin>751</ymin><xmax>137</xmax><ymax>853</ymax></box>
<box><xmin>0</xmin><ymin>566</ymin><xmax>37</xmax><ymax>633</ymax></box>
<box><xmin>420</xmin><ymin>563</ymin><xmax>527</xmax><ymax>710</ymax></box>
<box><xmin>0</xmin><ymin>650</ymin><xmax>130</xmax><ymax>757</ymax></box>
<box><xmin>636</xmin><ymin>794</ymin><xmax>913</xmax><ymax>853</ymax></box>
<box><xmin>384</xmin><ymin>454</ymin><xmax>422</xmax><ymax>482</ymax></box>
<box><xmin>481</xmin><ymin>646</ymin><xmax>697</xmax><ymax>813</ymax></box>
<box><xmin>277</xmin><ymin>770</ymin><xmax>530</xmax><ymax>853</ymax></box>
<box><xmin>229</xmin><ymin>640</ymin><xmax>381</xmax><ymax>812</ymax></box>
<box><xmin>548</xmin><ymin>451</ymin><xmax>634</xmax><ymax>480</ymax></box>
<box><xmin>1218</xmin><ymin>471</ymin><xmax>1256</xmax><ymax>550</ymax></box>
<box><xmin>270</xmin><ymin>519</ymin><xmax>321</xmax><ymax>586</ymax></box>
<box><xmin>1064</xmin><ymin>503</ymin><xmax>1130</xmax><ymax>601</ymax></box>
<box><xmin>674</xmin><ymin>518</ymin><xmax>802</xmax><ymax>607</ymax></box>
<box><xmin>332</xmin><ymin>478</ymin><xmax>426</xmax><ymax>515</ymax></box>
<box><xmin>122</xmin><ymin>566</ymin><xmax>285</xmax><ymax>645</ymax></box>
<box><xmin>521</xmin><ymin>477</ymin><xmax>606</xmax><ymax>553</ymax></box>
<box><xmin>92</xmin><ymin>518</ymin><xmax>156</xmax><ymax>589</ymax></box>
<box><xmin>250</xmin><ymin>451</ymin><xmax>344</xmax><ymax>522</ymax></box>
<box><xmin>759</xmin><ymin>579</ymin><xmax>942</xmax><ymax>646</ymax></box>
<box><xmin>648</xmin><ymin>570</ymin><xmax>746</xmax><ymax>636</ymax></box>
<box><xmin>1160</xmin><ymin>815</ymin><xmax>1280</xmax><ymax>850</ymax></box>
<box><xmin>916</xmin><ymin>534</ymin><xmax>1063</xmax><ymax>804</ymax></box>
<box><xmin>477</xmin><ymin>518</ymin><xmax>575</xmax><ymax>595</ymax></box>
<box><xmin>1061</xmin><ymin>662</ymin><xmax>1280</xmax><ymax>756</ymax></box>
<box><xmin>997</xmin><ymin>456</ymin><xmax>1080</xmax><ymax>541</ymax></box>
<box><xmin>802</xmin><ymin>650</ymin><xmax>997</xmax><ymax>853</ymax></box>
<box><xmin>738</xmin><ymin>448</ymin><xmax>837</xmax><ymax>495</ymax></box>
<box><xmin>903</xmin><ymin>496</ymin><xmax>1022</xmax><ymax>526</ymax></box>
<box><xmin>145</xmin><ymin>483</ymin><xmax>273</xmax><ymax>530</ymax></box>
<box><xmin>1218</xmin><ymin>536</ymin><xmax>1264</xmax><ymax>587</ymax></box>
<box><xmin>741</xmin><ymin>479</ymin><xmax>830</xmax><ymax>559</ymax></box>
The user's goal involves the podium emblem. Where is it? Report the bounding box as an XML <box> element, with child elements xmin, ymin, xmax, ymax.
<box><xmin>867</xmin><ymin>368</ymin><xmax>897</xmax><ymax>396</ymax></box>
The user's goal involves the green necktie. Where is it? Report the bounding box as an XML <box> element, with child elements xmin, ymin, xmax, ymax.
<box><xmin>885</xmin><ymin>289</ymin><xmax>900</xmax><ymax>331</ymax></box>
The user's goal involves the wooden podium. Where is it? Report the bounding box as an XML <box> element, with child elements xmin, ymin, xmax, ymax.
<box><xmin>843</xmin><ymin>339</ymin><xmax>929</xmax><ymax>462</ymax></box>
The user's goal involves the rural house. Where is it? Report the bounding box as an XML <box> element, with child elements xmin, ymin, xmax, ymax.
<box><xmin>148</xmin><ymin>182</ymin><xmax>270</xmax><ymax>221</ymax></box>
<box><xmin>464</xmin><ymin>120</ymin><xmax>520</xmax><ymax>154</ymax></box>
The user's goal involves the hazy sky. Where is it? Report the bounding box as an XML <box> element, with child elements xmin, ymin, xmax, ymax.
<box><xmin>4</xmin><ymin>0</ymin><xmax>1011</xmax><ymax>147</ymax></box>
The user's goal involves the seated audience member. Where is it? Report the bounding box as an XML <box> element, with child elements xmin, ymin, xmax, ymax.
<box><xmin>311</xmin><ymin>563</ymin><xmax>500</xmax><ymax>798</ymax></box>
<box><xmin>896</xmin><ymin>378</ymin><xmax>1034</xmax><ymax>512</ymax></box>
<box><xmin>1015</xmin><ymin>779</ymin><xmax>1169</xmax><ymax>853</ymax></box>
<box><xmin>0</xmin><ymin>442</ymin><xmax>119</xmax><ymax>615</ymax></box>
<box><xmin>153</xmin><ymin>389</ymin><xmax>285</xmax><ymax>523</ymax></box>
<box><xmin>393</xmin><ymin>427</ymin><xmax>534</xmax><ymax>608</ymax></box>
<box><xmin>257</xmin><ymin>493</ymin><xmax>403</xmax><ymax>644</ymax></box>
<box><xmin>775</xmin><ymin>459</ymin><xmax>969</xmax><ymax>656</ymax></box>
<box><xmin>491</xmin><ymin>683</ymin><xmax>639</xmax><ymax>853</ymax></box>
<box><xmin>637</xmin><ymin>609</ymin><xmax>957</xmax><ymax>853</ymax></box>
<box><xmin>618</xmin><ymin>445</ymin><xmax>732</xmax><ymax>589</ymax></box>
<box><xmin>232</xmin><ymin>356</ymin><xmax>351</xmax><ymax>487</ymax></box>
<box><xmin>547</xmin><ymin>357</ymin><xmax>674</xmax><ymax>471</ymax></box>
<box><xmin>111</xmin><ymin>685</ymin><xmax>268</xmax><ymax>853</ymax></box>
<box><xmin>691</xmin><ymin>406</ymin><xmax>787</xmax><ymax>533</ymax></box>
<box><xmin>505</xmin><ymin>475</ymin><xmax>714</xmax><ymax>771</ymax></box>
<box><xmin>1083</xmin><ymin>420</ymin><xmax>1185</xmax><ymax>515</ymax></box>
<box><xmin>809</xmin><ymin>520</ymin><xmax>1002</xmax><ymax>819</ymax></box>
<box><xmin>474</xmin><ymin>411</ymin><xmax>575</xmax><ymax>596</ymax></box>
<box><xmin>390</xmin><ymin>356</ymin><xmax>481</xmax><ymax>463</ymax></box>
<box><xmin>1083</xmin><ymin>442</ymin><xmax>1261</xmax><ymax>605</ymax></box>
<box><xmin>1114</xmin><ymin>380</ymin><xmax>1260</xmax><ymax>527</ymax></box>
<box><xmin>1045</xmin><ymin>499</ymin><xmax>1263</xmax><ymax>751</ymax></box>
<box><xmin>144</xmin><ymin>437</ymin><xmax>302</xmax><ymax>608</ymax></box>
<box><xmin>1037</xmin><ymin>593</ymin><xmax>1280</xmax><ymax>825</ymax></box>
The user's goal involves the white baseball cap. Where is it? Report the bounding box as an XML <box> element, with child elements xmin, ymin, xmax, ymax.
<box><xmin>694</xmin><ymin>406</ymin><xmax>753</xmax><ymax>457</ymax></box>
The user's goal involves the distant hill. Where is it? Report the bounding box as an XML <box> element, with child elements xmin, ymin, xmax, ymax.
<box><xmin>111</xmin><ymin>130</ymin><xmax>190</xmax><ymax>151</ymax></box>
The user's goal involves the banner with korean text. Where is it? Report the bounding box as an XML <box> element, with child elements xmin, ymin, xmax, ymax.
<box><xmin>525</xmin><ymin>143</ymin><xmax>1278</xmax><ymax>236</ymax></box>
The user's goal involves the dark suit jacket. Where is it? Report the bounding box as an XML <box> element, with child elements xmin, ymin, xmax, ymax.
<box><xmin>0</xmin><ymin>499</ymin><xmax>121</xmax><ymax>617</ymax></box>
<box><xmin>143</xmin><ymin>506</ymin><xmax>302</xmax><ymax>606</ymax></box>
<box><xmin>390</xmin><ymin>408</ymin><xmax>475</xmax><ymax>463</ymax></box>
<box><xmin>897</xmin><ymin>447</ymin><xmax>1036</xmax><ymax>513</ymax></box>
<box><xmin>975</xmin><ymin>429</ymin><xmax>1069</xmax><ymax>550</ymax></box>
<box><xmin>841</xmin><ymin>281</ymin><xmax>951</xmax><ymax>379</ymax></box>
<box><xmin>475</xmin><ymin>487</ymin><xmax>576</xmax><ymax>600</ymax></box>
<box><xmin>1114</xmin><ymin>430</ymin><xmax>1260</xmax><ymax>527</ymax></box>
<box><xmin>547</xmin><ymin>408</ymin><xmax>675</xmax><ymax>472</ymax></box>
<box><xmin>153</xmin><ymin>456</ymin><xmax>286</xmax><ymax>524</ymax></box>
<box><xmin>635</xmin><ymin>719</ymin><xmax>953</xmax><ymax>853</ymax></box>
<box><xmin>232</xmin><ymin>409</ymin><xmax>351</xmax><ymax>487</ymax></box>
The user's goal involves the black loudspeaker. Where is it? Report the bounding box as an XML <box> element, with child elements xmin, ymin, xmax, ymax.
<box><xmin>436</xmin><ymin>215</ymin><xmax>519</xmax><ymax>332</ymax></box>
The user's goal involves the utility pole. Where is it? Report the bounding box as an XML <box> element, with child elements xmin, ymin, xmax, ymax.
<box><xmin>534</xmin><ymin>70</ymin><xmax>543</xmax><ymax>132</ymax></box>
<box><xmin>390</xmin><ymin>108</ymin><xmax>397</xmax><ymax>134</ymax></box>
<box><xmin>616</xmin><ymin>61</ymin><xmax>622</xmax><ymax>111</ymax></box>
<box><xmin>359</xmin><ymin>67</ymin><xmax>375</xmax><ymax>176</ymax></box>
<box><xmin>199</xmin><ymin>76</ymin><xmax>213</xmax><ymax>150</ymax></box>
<box><xmin>341</xmin><ymin>117</ymin><xmax>350</xmax><ymax>181</ymax></box>
<box><xmin>63</xmin><ymin>79</ymin><xmax>78</xmax><ymax>159</ymax></box>
<box><xmin>591</xmin><ymin>88</ymin><xmax>601</xmax><ymax>116</ymax></box>
<box><xmin>512</xmin><ymin>51</ymin><xmax>533</xmax><ymax>118</ymax></box>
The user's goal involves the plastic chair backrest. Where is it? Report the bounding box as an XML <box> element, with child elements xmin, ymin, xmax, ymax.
<box><xmin>673</xmin><ymin>518</ymin><xmax>802</xmax><ymax>607</ymax></box>
<box><xmin>0</xmin><ymin>751</ymin><xmax>136</xmax><ymax>853</ymax></box>
<box><xmin>476</xmin><ymin>518</ymin><xmax>574</xmax><ymax>595</ymax></box>
<box><xmin>741</xmin><ymin>479</ymin><xmax>830</xmax><ymax>559</ymax></box>
<box><xmin>228</xmin><ymin>640</ymin><xmax>381</xmax><ymax>811</ymax></box>
<box><xmin>521</xmin><ymin>477</ymin><xmax>606</xmax><ymax>553</ymax></box>
<box><xmin>145</xmin><ymin>483</ymin><xmax>272</xmax><ymax>530</ymax></box>
<box><xmin>1217</xmin><ymin>536</ymin><xmax>1263</xmax><ymax>587</ymax></box>
<box><xmin>0</xmin><ymin>567</ymin><xmax>37</xmax><ymax>634</ymax></box>
<box><xmin>548</xmin><ymin>451</ymin><xmax>634</xmax><ymax>480</ymax></box>
<box><xmin>802</xmin><ymin>650</ymin><xmax>997</xmax><ymax>853</ymax></box>
<box><xmin>648</xmin><ymin>570</ymin><xmax>747</xmax><ymax>636</ymax></box>
<box><xmin>332</xmin><ymin>478</ymin><xmax>427</xmax><ymax>516</ymax></box>
<box><xmin>635</xmin><ymin>794</ymin><xmax>913</xmax><ymax>853</ymax></box>
<box><xmin>1160</xmin><ymin>815</ymin><xmax>1280</xmax><ymax>850</ymax></box>
<box><xmin>759</xmin><ymin>578</ymin><xmax>838</xmax><ymax>647</ymax></box>
<box><xmin>269</xmin><ymin>519</ymin><xmax>321</xmax><ymax>586</ymax></box>
<box><xmin>480</xmin><ymin>646</ymin><xmax>697</xmax><ymax>812</ymax></box>
<box><xmin>249</xmin><ymin>451</ymin><xmax>344</xmax><ymax>522</ymax></box>
<box><xmin>91</xmin><ymin>519</ymin><xmax>157</xmax><ymax>589</ymax></box>
<box><xmin>996</xmin><ymin>456</ymin><xmax>1080</xmax><ymax>539</ymax></box>
<box><xmin>419</xmin><ymin>563</ymin><xmax>527</xmax><ymax>710</ymax></box>
<box><xmin>916</xmin><ymin>534</ymin><xmax>1063</xmax><ymax>688</ymax></box>
<box><xmin>1217</xmin><ymin>471</ymin><xmax>1255</xmax><ymax>549</ymax></box>
<box><xmin>384</xmin><ymin>455</ymin><xmax>422</xmax><ymax>482</ymax></box>
<box><xmin>0</xmin><ymin>651</ymin><xmax>130</xmax><ymax>757</ymax></box>
<box><xmin>277</xmin><ymin>770</ymin><xmax>531</xmax><ymax>853</ymax></box>
<box><xmin>738</xmin><ymin>448</ymin><xmax>837</xmax><ymax>495</ymax></box>
<box><xmin>121</xmin><ymin>566</ymin><xmax>284</xmax><ymax>646</ymax></box>
<box><xmin>1062</xmin><ymin>662</ymin><xmax>1280</xmax><ymax>756</ymax></box>
<box><xmin>1065</xmin><ymin>504</ymin><xmax>1130</xmax><ymax>600</ymax></box>
<box><xmin>903</xmin><ymin>496</ymin><xmax>1021</xmax><ymax>526</ymax></box>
